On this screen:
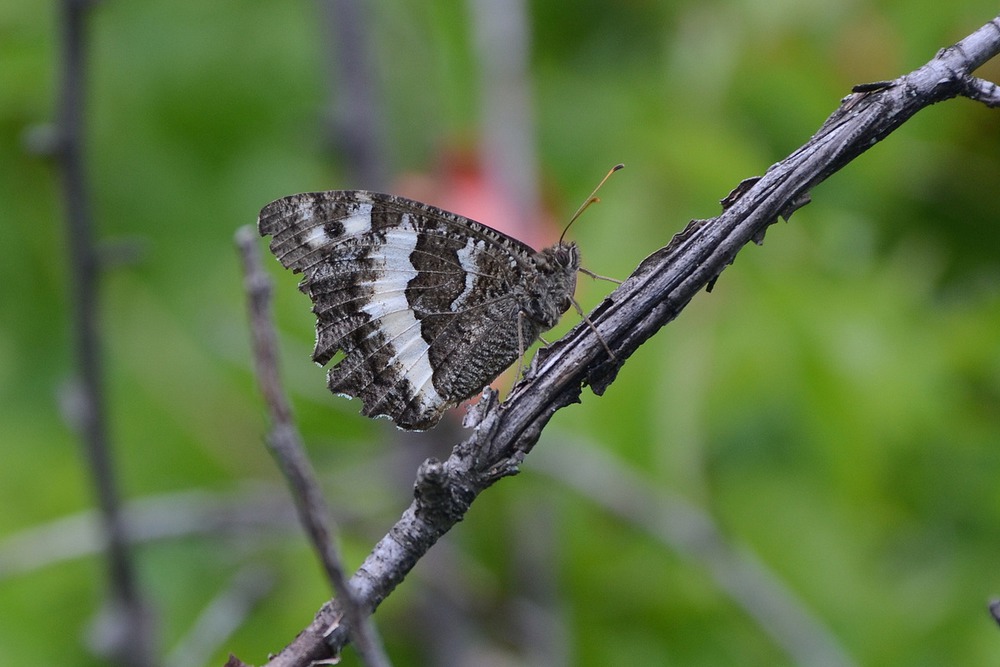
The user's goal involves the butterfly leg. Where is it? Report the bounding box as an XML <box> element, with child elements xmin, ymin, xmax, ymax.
<box><xmin>515</xmin><ymin>310</ymin><xmax>528</xmax><ymax>380</ymax></box>
<box><xmin>571</xmin><ymin>297</ymin><xmax>617</xmax><ymax>361</ymax></box>
<box><xmin>579</xmin><ymin>266</ymin><xmax>622</xmax><ymax>285</ymax></box>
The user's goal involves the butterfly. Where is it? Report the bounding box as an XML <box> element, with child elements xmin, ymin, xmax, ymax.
<box><xmin>258</xmin><ymin>191</ymin><xmax>579</xmax><ymax>430</ymax></box>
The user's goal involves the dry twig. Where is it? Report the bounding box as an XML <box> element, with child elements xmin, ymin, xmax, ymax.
<box><xmin>48</xmin><ymin>0</ymin><xmax>155</xmax><ymax>664</ymax></box>
<box><xmin>236</xmin><ymin>227</ymin><xmax>391</xmax><ymax>667</ymax></box>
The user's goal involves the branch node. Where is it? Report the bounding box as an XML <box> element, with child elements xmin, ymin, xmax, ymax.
<box><xmin>779</xmin><ymin>191</ymin><xmax>812</xmax><ymax>222</ymax></box>
<box><xmin>961</xmin><ymin>75</ymin><xmax>1000</xmax><ymax>107</ymax></box>
<box><xmin>22</xmin><ymin>123</ymin><xmax>65</xmax><ymax>157</ymax></box>
<box><xmin>462</xmin><ymin>387</ymin><xmax>499</xmax><ymax>430</ymax></box>
<box><xmin>414</xmin><ymin>458</ymin><xmax>470</xmax><ymax>523</ymax></box>
<box><xmin>721</xmin><ymin>176</ymin><xmax>762</xmax><ymax>209</ymax></box>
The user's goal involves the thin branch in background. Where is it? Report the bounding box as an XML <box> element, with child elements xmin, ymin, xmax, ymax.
<box><xmin>468</xmin><ymin>0</ymin><xmax>543</xmax><ymax>231</ymax></box>
<box><xmin>235</xmin><ymin>226</ymin><xmax>391</xmax><ymax>667</ymax></box>
<box><xmin>251</xmin><ymin>15</ymin><xmax>1000</xmax><ymax>666</ymax></box>
<box><xmin>317</xmin><ymin>0</ymin><xmax>389</xmax><ymax>190</ymax></box>
<box><xmin>0</xmin><ymin>485</ymin><xmax>300</xmax><ymax>580</ymax></box>
<box><xmin>531</xmin><ymin>441</ymin><xmax>857</xmax><ymax>667</ymax></box>
<box><xmin>0</xmin><ymin>449</ymin><xmax>407</xmax><ymax>580</ymax></box>
<box><xmin>506</xmin><ymin>496</ymin><xmax>569</xmax><ymax>667</ymax></box>
<box><xmin>166</xmin><ymin>566</ymin><xmax>276</xmax><ymax>667</ymax></box>
<box><xmin>51</xmin><ymin>0</ymin><xmax>155</xmax><ymax>664</ymax></box>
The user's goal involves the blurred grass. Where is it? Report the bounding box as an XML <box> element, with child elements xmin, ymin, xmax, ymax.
<box><xmin>2</xmin><ymin>1</ymin><xmax>999</xmax><ymax>665</ymax></box>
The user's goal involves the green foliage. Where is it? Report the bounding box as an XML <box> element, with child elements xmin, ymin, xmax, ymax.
<box><xmin>2</xmin><ymin>1</ymin><xmax>999</xmax><ymax>665</ymax></box>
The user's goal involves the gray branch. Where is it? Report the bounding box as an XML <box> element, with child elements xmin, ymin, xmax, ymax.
<box><xmin>51</xmin><ymin>0</ymin><xmax>155</xmax><ymax>664</ymax></box>
<box><xmin>962</xmin><ymin>75</ymin><xmax>1000</xmax><ymax>106</ymax></box>
<box><xmin>531</xmin><ymin>441</ymin><xmax>856</xmax><ymax>667</ymax></box>
<box><xmin>317</xmin><ymin>0</ymin><xmax>389</xmax><ymax>189</ymax></box>
<box><xmin>236</xmin><ymin>227</ymin><xmax>391</xmax><ymax>667</ymax></box>
<box><xmin>251</xmin><ymin>15</ymin><xmax>1000</xmax><ymax>667</ymax></box>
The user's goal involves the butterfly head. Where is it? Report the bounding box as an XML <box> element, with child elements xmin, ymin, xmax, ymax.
<box><xmin>524</xmin><ymin>242</ymin><xmax>580</xmax><ymax>328</ymax></box>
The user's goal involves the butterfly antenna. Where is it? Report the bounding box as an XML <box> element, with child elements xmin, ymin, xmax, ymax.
<box><xmin>559</xmin><ymin>163</ymin><xmax>625</xmax><ymax>245</ymax></box>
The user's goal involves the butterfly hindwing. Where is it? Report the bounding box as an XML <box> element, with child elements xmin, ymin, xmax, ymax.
<box><xmin>258</xmin><ymin>190</ymin><xmax>579</xmax><ymax>430</ymax></box>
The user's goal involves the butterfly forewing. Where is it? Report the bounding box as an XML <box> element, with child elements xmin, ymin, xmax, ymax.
<box><xmin>258</xmin><ymin>190</ymin><xmax>579</xmax><ymax>430</ymax></box>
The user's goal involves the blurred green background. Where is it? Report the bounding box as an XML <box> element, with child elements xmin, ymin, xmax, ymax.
<box><xmin>2</xmin><ymin>1</ymin><xmax>1000</xmax><ymax>665</ymax></box>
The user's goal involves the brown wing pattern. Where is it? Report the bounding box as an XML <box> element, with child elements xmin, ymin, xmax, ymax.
<box><xmin>258</xmin><ymin>190</ymin><xmax>577</xmax><ymax>430</ymax></box>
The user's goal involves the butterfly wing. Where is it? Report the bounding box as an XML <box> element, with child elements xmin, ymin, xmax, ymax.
<box><xmin>258</xmin><ymin>190</ymin><xmax>559</xmax><ymax>430</ymax></box>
